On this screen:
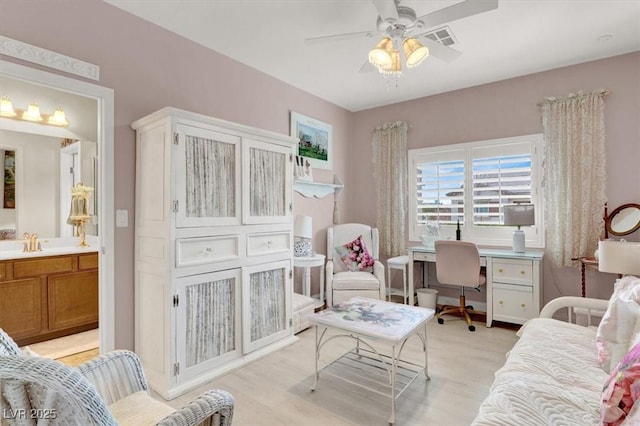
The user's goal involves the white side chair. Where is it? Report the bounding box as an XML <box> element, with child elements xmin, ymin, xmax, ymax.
<box><xmin>387</xmin><ymin>255</ymin><xmax>409</xmax><ymax>304</ymax></box>
<box><xmin>326</xmin><ymin>223</ymin><xmax>385</xmax><ymax>307</ymax></box>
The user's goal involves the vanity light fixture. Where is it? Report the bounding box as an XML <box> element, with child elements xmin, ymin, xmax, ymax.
<box><xmin>0</xmin><ymin>96</ymin><xmax>69</xmax><ymax>127</ymax></box>
<box><xmin>0</xmin><ymin>96</ymin><xmax>17</xmax><ymax>117</ymax></box>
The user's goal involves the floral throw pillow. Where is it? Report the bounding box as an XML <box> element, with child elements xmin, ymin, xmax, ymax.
<box><xmin>601</xmin><ymin>341</ymin><xmax>640</xmax><ymax>425</ymax></box>
<box><xmin>334</xmin><ymin>235</ymin><xmax>375</xmax><ymax>272</ymax></box>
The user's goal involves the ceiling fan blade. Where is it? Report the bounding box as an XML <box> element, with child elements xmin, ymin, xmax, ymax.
<box><xmin>417</xmin><ymin>0</ymin><xmax>498</xmax><ymax>29</ymax></box>
<box><xmin>420</xmin><ymin>38</ymin><xmax>463</xmax><ymax>63</ymax></box>
<box><xmin>372</xmin><ymin>0</ymin><xmax>399</xmax><ymax>21</ymax></box>
<box><xmin>358</xmin><ymin>60</ymin><xmax>376</xmax><ymax>74</ymax></box>
<box><xmin>305</xmin><ymin>30</ymin><xmax>380</xmax><ymax>45</ymax></box>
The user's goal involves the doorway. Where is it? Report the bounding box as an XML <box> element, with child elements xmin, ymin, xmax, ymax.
<box><xmin>0</xmin><ymin>58</ymin><xmax>115</xmax><ymax>353</ymax></box>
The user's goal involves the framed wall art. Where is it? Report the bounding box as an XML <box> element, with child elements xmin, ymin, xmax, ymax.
<box><xmin>290</xmin><ymin>111</ymin><xmax>332</xmax><ymax>170</ymax></box>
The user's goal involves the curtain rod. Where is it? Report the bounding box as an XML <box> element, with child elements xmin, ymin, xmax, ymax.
<box><xmin>537</xmin><ymin>89</ymin><xmax>610</xmax><ymax>106</ymax></box>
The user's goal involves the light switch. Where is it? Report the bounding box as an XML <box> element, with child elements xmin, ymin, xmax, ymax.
<box><xmin>116</xmin><ymin>209</ymin><xmax>128</xmax><ymax>227</ymax></box>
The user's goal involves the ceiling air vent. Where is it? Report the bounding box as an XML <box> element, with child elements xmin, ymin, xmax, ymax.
<box><xmin>423</xmin><ymin>26</ymin><xmax>457</xmax><ymax>47</ymax></box>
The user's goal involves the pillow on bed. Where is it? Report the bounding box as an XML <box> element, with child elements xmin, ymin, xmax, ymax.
<box><xmin>601</xmin><ymin>341</ymin><xmax>640</xmax><ymax>425</ymax></box>
<box><xmin>597</xmin><ymin>276</ymin><xmax>640</xmax><ymax>373</ymax></box>
<box><xmin>334</xmin><ymin>235</ymin><xmax>375</xmax><ymax>272</ymax></box>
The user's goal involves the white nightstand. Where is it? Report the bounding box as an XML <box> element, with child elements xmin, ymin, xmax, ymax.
<box><xmin>293</xmin><ymin>253</ymin><xmax>326</xmax><ymax>309</ymax></box>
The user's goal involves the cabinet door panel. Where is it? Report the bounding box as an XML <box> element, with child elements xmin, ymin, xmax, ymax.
<box><xmin>242</xmin><ymin>139</ymin><xmax>293</xmax><ymax>224</ymax></box>
<box><xmin>0</xmin><ymin>278</ymin><xmax>42</xmax><ymax>339</ymax></box>
<box><xmin>175</xmin><ymin>124</ymin><xmax>242</xmax><ymax>228</ymax></box>
<box><xmin>242</xmin><ymin>260</ymin><xmax>292</xmax><ymax>353</ymax></box>
<box><xmin>48</xmin><ymin>271</ymin><xmax>98</xmax><ymax>330</ymax></box>
<box><xmin>176</xmin><ymin>269</ymin><xmax>242</xmax><ymax>383</ymax></box>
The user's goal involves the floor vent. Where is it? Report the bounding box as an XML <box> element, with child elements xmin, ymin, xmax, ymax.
<box><xmin>423</xmin><ymin>26</ymin><xmax>457</xmax><ymax>46</ymax></box>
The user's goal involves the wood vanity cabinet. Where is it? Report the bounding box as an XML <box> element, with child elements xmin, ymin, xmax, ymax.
<box><xmin>0</xmin><ymin>252</ymin><xmax>98</xmax><ymax>346</ymax></box>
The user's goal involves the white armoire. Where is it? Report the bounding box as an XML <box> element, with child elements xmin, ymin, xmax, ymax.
<box><xmin>132</xmin><ymin>107</ymin><xmax>297</xmax><ymax>399</ymax></box>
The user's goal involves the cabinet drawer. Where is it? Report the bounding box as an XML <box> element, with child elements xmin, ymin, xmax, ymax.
<box><xmin>176</xmin><ymin>235</ymin><xmax>240</xmax><ymax>267</ymax></box>
<box><xmin>492</xmin><ymin>258</ymin><xmax>533</xmax><ymax>286</ymax></box>
<box><xmin>79</xmin><ymin>253</ymin><xmax>99</xmax><ymax>270</ymax></box>
<box><xmin>14</xmin><ymin>256</ymin><xmax>73</xmax><ymax>278</ymax></box>
<box><xmin>246</xmin><ymin>232</ymin><xmax>291</xmax><ymax>257</ymax></box>
<box><xmin>413</xmin><ymin>252</ymin><xmax>435</xmax><ymax>262</ymax></box>
<box><xmin>493</xmin><ymin>283</ymin><xmax>535</xmax><ymax>323</ymax></box>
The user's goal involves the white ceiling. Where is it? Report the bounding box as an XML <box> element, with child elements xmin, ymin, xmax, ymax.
<box><xmin>106</xmin><ymin>0</ymin><xmax>640</xmax><ymax>112</ymax></box>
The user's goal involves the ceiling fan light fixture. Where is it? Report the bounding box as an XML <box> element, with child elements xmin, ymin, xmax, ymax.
<box><xmin>368</xmin><ymin>37</ymin><xmax>393</xmax><ymax>69</ymax></box>
<box><xmin>403</xmin><ymin>37</ymin><xmax>429</xmax><ymax>68</ymax></box>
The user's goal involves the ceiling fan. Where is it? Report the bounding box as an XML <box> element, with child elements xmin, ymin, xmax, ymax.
<box><xmin>305</xmin><ymin>0</ymin><xmax>499</xmax><ymax>75</ymax></box>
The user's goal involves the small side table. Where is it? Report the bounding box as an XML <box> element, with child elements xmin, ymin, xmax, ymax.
<box><xmin>294</xmin><ymin>253</ymin><xmax>325</xmax><ymax>309</ymax></box>
<box><xmin>571</xmin><ymin>257</ymin><xmax>599</xmax><ymax>297</ymax></box>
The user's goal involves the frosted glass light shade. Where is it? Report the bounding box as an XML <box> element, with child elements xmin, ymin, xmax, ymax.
<box><xmin>403</xmin><ymin>38</ymin><xmax>429</xmax><ymax>68</ymax></box>
<box><xmin>0</xmin><ymin>96</ymin><xmax>16</xmax><ymax>117</ymax></box>
<box><xmin>22</xmin><ymin>103</ymin><xmax>43</xmax><ymax>122</ymax></box>
<box><xmin>368</xmin><ymin>37</ymin><xmax>393</xmax><ymax>69</ymax></box>
<box><xmin>294</xmin><ymin>215</ymin><xmax>312</xmax><ymax>239</ymax></box>
<box><xmin>598</xmin><ymin>240</ymin><xmax>640</xmax><ymax>275</ymax></box>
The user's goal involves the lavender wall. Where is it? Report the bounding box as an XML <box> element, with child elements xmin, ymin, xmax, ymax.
<box><xmin>351</xmin><ymin>52</ymin><xmax>640</xmax><ymax>304</ymax></box>
<box><xmin>1</xmin><ymin>1</ymin><xmax>637</xmax><ymax>349</ymax></box>
<box><xmin>0</xmin><ymin>0</ymin><xmax>350</xmax><ymax>350</ymax></box>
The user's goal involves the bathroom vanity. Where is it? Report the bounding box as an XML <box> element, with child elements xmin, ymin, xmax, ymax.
<box><xmin>0</xmin><ymin>247</ymin><xmax>98</xmax><ymax>346</ymax></box>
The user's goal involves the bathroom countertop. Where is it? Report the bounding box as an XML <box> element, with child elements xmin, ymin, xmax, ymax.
<box><xmin>0</xmin><ymin>236</ymin><xmax>99</xmax><ymax>260</ymax></box>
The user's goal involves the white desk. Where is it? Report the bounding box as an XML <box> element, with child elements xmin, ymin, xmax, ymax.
<box><xmin>407</xmin><ymin>246</ymin><xmax>544</xmax><ymax>327</ymax></box>
<box><xmin>293</xmin><ymin>253</ymin><xmax>325</xmax><ymax>309</ymax></box>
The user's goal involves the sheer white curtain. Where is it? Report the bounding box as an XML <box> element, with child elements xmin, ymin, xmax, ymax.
<box><xmin>541</xmin><ymin>90</ymin><xmax>607</xmax><ymax>267</ymax></box>
<box><xmin>372</xmin><ymin>121</ymin><xmax>408</xmax><ymax>257</ymax></box>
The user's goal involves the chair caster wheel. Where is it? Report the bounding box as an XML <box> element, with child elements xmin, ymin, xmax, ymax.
<box><xmin>437</xmin><ymin>318</ymin><xmax>444</xmax><ymax>324</ymax></box>
<box><xmin>466</xmin><ymin>305</ymin><xmax>474</xmax><ymax>310</ymax></box>
<box><xmin>468</xmin><ymin>325</ymin><xmax>476</xmax><ymax>332</ymax></box>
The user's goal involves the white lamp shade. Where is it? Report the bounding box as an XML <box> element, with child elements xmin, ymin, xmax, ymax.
<box><xmin>598</xmin><ymin>240</ymin><xmax>640</xmax><ymax>275</ymax></box>
<box><xmin>504</xmin><ymin>204</ymin><xmax>535</xmax><ymax>226</ymax></box>
<box><xmin>294</xmin><ymin>215</ymin><xmax>312</xmax><ymax>239</ymax></box>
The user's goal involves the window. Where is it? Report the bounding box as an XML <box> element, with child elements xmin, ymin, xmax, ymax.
<box><xmin>409</xmin><ymin>134</ymin><xmax>544</xmax><ymax>248</ymax></box>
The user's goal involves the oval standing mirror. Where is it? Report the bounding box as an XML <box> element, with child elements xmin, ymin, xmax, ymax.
<box><xmin>606</xmin><ymin>203</ymin><xmax>640</xmax><ymax>236</ymax></box>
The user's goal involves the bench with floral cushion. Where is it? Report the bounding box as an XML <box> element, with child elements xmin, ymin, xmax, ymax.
<box><xmin>472</xmin><ymin>276</ymin><xmax>640</xmax><ymax>426</ymax></box>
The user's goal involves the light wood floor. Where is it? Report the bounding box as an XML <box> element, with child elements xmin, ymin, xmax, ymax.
<box><xmin>155</xmin><ymin>317</ymin><xmax>519</xmax><ymax>426</ymax></box>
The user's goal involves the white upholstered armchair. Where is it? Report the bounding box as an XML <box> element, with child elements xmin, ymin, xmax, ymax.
<box><xmin>326</xmin><ymin>223</ymin><xmax>385</xmax><ymax>307</ymax></box>
<box><xmin>0</xmin><ymin>328</ymin><xmax>234</xmax><ymax>425</ymax></box>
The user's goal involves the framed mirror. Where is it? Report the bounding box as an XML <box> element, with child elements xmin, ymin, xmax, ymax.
<box><xmin>606</xmin><ymin>203</ymin><xmax>640</xmax><ymax>236</ymax></box>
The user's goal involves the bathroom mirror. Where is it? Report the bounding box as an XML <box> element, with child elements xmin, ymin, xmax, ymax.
<box><xmin>606</xmin><ymin>203</ymin><xmax>640</xmax><ymax>236</ymax></box>
<box><xmin>0</xmin><ymin>75</ymin><xmax>98</xmax><ymax>239</ymax></box>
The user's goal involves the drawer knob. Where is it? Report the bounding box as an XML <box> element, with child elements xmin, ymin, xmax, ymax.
<box><xmin>499</xmin><ymin>300</ymin><xmax>504</xmax><ymax>304</ymax></box>
<box><xmin>498</xmin><ymin>268</ymin><xmax>504</xmax><ymax>273</ymax></box>
<box><xmin>266</xmin><ymin>240</ymin><xmax>273</xmax><ymax>247</ymax></box>
<box><xmin>521</xmin><ymin>303</ymin><xmax>526</xmax><ymax>308</ymax></box>
<box><xmin>520</xmin><ymin>270</ymin><xmax>525</xmax><ymax>275</ymax></box>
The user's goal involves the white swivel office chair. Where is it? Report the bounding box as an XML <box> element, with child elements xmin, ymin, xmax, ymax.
<box><xmin>434</xmin><ymin>240</ymin><xmax>486</xmax><ymax>332</ymax></box>
<box><xmin>326</xmin><ymin>223</ymin><xmax>385</xmax><ymax>307</ymax></box>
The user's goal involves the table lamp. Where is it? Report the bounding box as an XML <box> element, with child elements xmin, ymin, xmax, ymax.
<box><xmin>67</xmin><ymin>182</ymin><xmax>93</xmax><ymax>247</ymax></box>
<box><xmin>294</xmin><ymin>214</ymin><xmax>313</xmax><ymax>257</ymax></box>
<box><xmin>598</xmin><ymin>240</ymin><xmax>640</xmax><ymax>276</ymax></box>
<box><xmin>503</xmin><ymin>204</ymin><xmax>535</xmax><ymax>253</ymax></box>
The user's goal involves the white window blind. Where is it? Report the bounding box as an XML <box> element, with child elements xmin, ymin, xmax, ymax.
<box><xmin>472</xmin><ymin>142</ymin><xmax>532</xmax><ymax>226</ymax></box>
<box><xmin>416</xmin><ymin>158</ymin><xmax>465</xmax><ymax>226</ymax></box>
<box><xmin>409</xmin><ymin>135</ymin><xmax>544</xmax><ymax>248</ymax></box>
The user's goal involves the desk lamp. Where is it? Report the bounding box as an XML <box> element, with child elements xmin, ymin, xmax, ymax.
<box><xmin>503</xmin><ymin>204</ymin><xmax>535</xmax><ymax>253</ymax></box>
<box><xmin>294</xmin><ymin>215</ymin><xmax>313</xmax><ymax>257</ymax></box>
<box><xmin>598</xmin><ymin>240</ymin><xmax>640</xmax><ymax>276</ymax></box>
